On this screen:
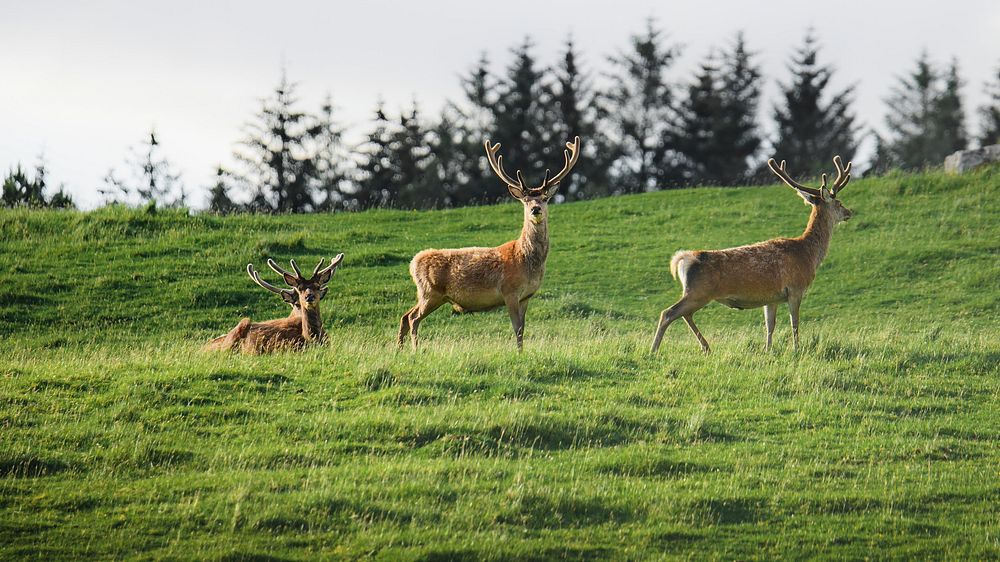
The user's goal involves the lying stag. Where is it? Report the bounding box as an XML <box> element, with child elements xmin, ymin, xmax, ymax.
<box><xmin>205</xmin><ymin>255</ymin><xmax>343</xmax><ymax>354</ymax></box>
<box><xmin>398</xmin><ymin>137</ymin><xmax>581</xmax><ymax>350</ymax></box>
<box><xmin>650</xmin><ymin>156</ymin><xmax>854</xmax><ymax>354</ymax></box>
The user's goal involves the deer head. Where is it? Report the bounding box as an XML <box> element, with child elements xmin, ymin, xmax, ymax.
<box><xmin>484</xmin><ymin>136</ymin><xmax>581</xmax><ymax>224</ymax></box>
<box><xmin>767</xmin><ymin>155</ymin><xmax>854</xmax><ymax>222</ymax></box>
<box><xmin>246</xmin><ymin>254</ymin><xmax>344</xmax><ymax>311</ymax></box>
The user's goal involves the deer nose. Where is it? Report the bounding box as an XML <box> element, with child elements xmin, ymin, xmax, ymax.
<box><xmin>531</xmin><ymin>207</ymin><xmax>542</xmax><ymax>216</ymax></box>
<box><xmin>304</xmin><ymin>293</ymin><xmax>316</xmax><ymax>303</ymax></box>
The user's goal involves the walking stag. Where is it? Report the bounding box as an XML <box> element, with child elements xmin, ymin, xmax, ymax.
<box><xmin>650</xmin><ymin>156</ymin><xmax>854</xmax><ymax>354</ymax></box>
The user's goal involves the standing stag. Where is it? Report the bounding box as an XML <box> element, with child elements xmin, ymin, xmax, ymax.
<box><xmin>397</xmin><ymin>136</ymin><xmax>581</xmax><ymax>350</ymax></box>
<box><xmin>650</xmin><ymin>156</ymin><xmax>854</xmax><ymax>354</ymax></box>
<box><xmin>205</xmin><ymin>255</ymin><xmax>343</xmax><ymax>354</ymax></box>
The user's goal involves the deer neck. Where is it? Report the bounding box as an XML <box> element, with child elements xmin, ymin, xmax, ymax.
<box><xmin>799</xmin><ymin>205</ymin><xmax>837</xmax><ymax>268</ymax></box>
<box><xmin>517</xmin><ymin>214</ymin><xmax>549</xmax><ymax>271</ymax></box>
<box><xmin>300</xmin><ymin>307</ymin><xmax>325</xmax><ymax>343</ymax></box>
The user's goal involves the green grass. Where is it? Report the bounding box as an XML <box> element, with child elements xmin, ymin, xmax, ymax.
<box><xmin>1</xmin><ymin>167</ymin><xmax>998</xmax><ymax>560</ymax></box>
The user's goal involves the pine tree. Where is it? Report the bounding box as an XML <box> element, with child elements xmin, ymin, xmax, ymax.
<box><xmin>882</xmin><ymin>53</ymin><xmax>968</xmax><ymax>170</ymax></box>
<box><xmin>717</xmin><ymin>32</ymin><xmax>763</xmax><ymax>183</ymax></box>
<box><xmin>979</xmin><ymin>62</ymin><xmax>1000</xmax><ymax>146</ymax></box>
<box><xmin>390</xmin><ymin>102</ymin><xmax>436</xmax><ymax>209</ymax></box>
<box><xmin>101</xmin><ymin>130</ymin><xmax>184</xmax><ymax>207</ymax></box>
<box><xmin>313</xmin><ymin>95</ymin><xmax>350</xmax><ymax>211</ymax></box>
<box><xmin>771</xmin><ymin>31</ymin><xmax>859</xmax><ymax>176</ymax></box>
<box><xmin>351</xmin><ymin>103</ymin><xmax>396</xmax><ymax>210</ymax></box>
<box><xmin>675</xmin><ymin>53</ymin><xmax>727</xmax><ymax>185</ymax></box>
<box><xmin>934</xmin><ymin>59</ymin><xmax>968</xmax><ymax>155</ymax></box>
<box><xmin>3</xmin><ymin>166</ymin><xmax>40</xmax><ymax>207</ymax></box>
<box><xmin>677</xmin><ymin>34</ymin><xmax>762</xmax><ymax>186</ymax></box>
<box><xmin>207</xmin><ymin>166</ymin><xmax>238</xmax><ymax>214</ymax></box>
<box><xmin>3</xmin><ymin>158</ymin><xmax>74</xmax><ymax>209</ymax></box>
<box><xmin>233</xmin><ymin>72</ymin><xmax>320</xmax><ymax>213</ymax></box>
<box><xmin>601</xmin><ymin>20</ymin><xmax>682</xmax><ymax>193</ymax></box>
<box><xmin>446</xmin><ymin>53</ymin><xmax>498</xmax><ymax>206</ymax></box>
<box><xmin>549</xmin><ymin>36</ymin><xmax>609</xmax><ymax>199</ymax></box>
<box><xmin>424</xmin><ymin>107</ymin><xmax>467</xmax><ymax>207</ymax></box>
<box><xmin>489</xmin><ymin>38</ymin><xmax>559</xmax><ymax>201</ymax></box>
<box><xmin>47</xmin><ymin>187</ymin><xmax>74</xmax><ymax>209</ymax></box>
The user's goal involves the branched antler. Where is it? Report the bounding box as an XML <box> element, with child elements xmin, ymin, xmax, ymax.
<box><xmin>767</xmin><ymin>156</ymin><xmax>852</xmax><ymax>198</ymax></box>
<box><xmin>484</xmin><ymin>141</ymin><xmax>525</xmax><ymax>196</ymax></box>
<box><xmin>831</xmin><ymin>155</ymin><xmax>852</xmax><ymax>196</ymax></box>
<box><xmin>483</xmin><ymin>136</ymin><xmax>582</xmax><ymax>198</ymax></box>
<box><xmin>767</xmin><ymin>159</ymin><xmax>823</xmax><ymax>198</ymax></box>
<box><xmin>541</xmin><ymin>137</ymin><xmax>581</xmax><ymax>191</ymax></box>
<box><xmin>247</xmin><ymin>263</ymin><xmax>295</xmax><ymax>299</ymax></box>
<box><xmin>311</xmin><ymin>254</ymin><xmax>344</xmax><ymax>283</ymax></box>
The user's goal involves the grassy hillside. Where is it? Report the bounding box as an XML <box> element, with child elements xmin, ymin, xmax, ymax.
<box><xmin>1</xmin><ymin>167</ymin><xmax>998</xmax><ymax>560</ymax></box>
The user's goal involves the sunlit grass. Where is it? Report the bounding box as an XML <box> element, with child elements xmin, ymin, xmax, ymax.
<box><xmin>1</xmin><ymin>166</ymin><xmax>998</xmax><ymax>559</ymax></box>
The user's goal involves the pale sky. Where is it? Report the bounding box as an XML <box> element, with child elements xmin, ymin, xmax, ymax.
<box><xmin>3</xmin><ymin>0</ymin><xmax>999</xmax><ymax>209</ymax></box>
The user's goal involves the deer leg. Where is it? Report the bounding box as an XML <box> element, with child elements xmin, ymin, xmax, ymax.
<box><xmin>397</xmin><ymin>305</ymin><xmax>418</xmax><ymax>349</ymax></box>
<box><xmin>650</xmin><ymin>297</ymin><xmax>705</xmax><ymax>353</ymax></box>
<box><xmin>682</xmin><ymin>315</ymin><xmax>710</xmax><ymax>353</ymax></box>
<box><xmin>505</xmin><ymin>294</ymin><xmax>525</xmax><ymax>351</ymax></box>
<box><xmin>518</xmin><ymin>299</ymin><xmax>530</xmax><ymax>344</ymax></box>
<box><xmin>763</xmin><ymin>304</ymin><xmax>777</xmax><ymax>351</ymax></box>
<box><xmin>409</xmin><ymin>296</ymin><xmax>443</xmax><ymax>351</ymax></box>
<box><xmin>788</xmin><ymin>295</ymin><xmax>802</xmax><ymax>352</ymax></box>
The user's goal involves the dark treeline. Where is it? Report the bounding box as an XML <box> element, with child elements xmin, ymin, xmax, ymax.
<box><xmin>5</xmin><ymin>22</ymin><xmax>1000</xmax><ymax>212</ymax></box>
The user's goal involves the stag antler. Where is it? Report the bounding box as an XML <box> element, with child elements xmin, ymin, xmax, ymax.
<box><xmin>540</xmin><ymin>136</ymin><xmax>581</xmax><ymax>192</ymax></box>
<box><xmin>311</xmin><ymin>254</ymin><xmax>344</xmax><ymax>283</ymax></box>
<box><xmin>767</xmin><ymin>159</ymin><xmax>823</xmax><ymax>198</ymax></box>
<box><xmin>483</xmin><ymin>136</ymin><xmax>582</xmax><ymax>198</ymax></box>
<box><xmin>830</xmin><ymin>155</ymin><xmax>852</xmax><ymax>196</ymax></box>
<box><xmin>267</xmin><ymin>258</ymin><xmax>302</xmax><ymax>286</ymax></box>
<box><xmin>247</xmin><ymin>263</ymin><xmax>294</xmax><ymax>299</ymax></box>
<box><xmin>767</xmin><ymin>156</ymin><xmax>853</xmax><ymax>199</ymax></box>
<box><xmin>484</xmin><ymin>140</ymin><xmax>526</xmax><ymax>197</ymax></box>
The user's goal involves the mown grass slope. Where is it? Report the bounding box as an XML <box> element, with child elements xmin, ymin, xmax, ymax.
<box><xmin>1</xmin><ymin>167</ymin><xmax>998</xmax><ymax>560</ymax></box>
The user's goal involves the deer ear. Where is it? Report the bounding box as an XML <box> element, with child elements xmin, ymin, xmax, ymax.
<box><xmin>280</xmin><ymin>290</ymin><xmax>297</xmax><ymax>306</ymax></box>
<box><xmin>315</xmin><ymin>253</ymin><xmax>344</xmax><ymax>285</ymax></box>
<box><xmin>267</xmin><ymin>258</ymin><xmax>299</xmax><ymax>286</ymax></box>
<box><xmin>793</xmin><ymin>188</ymin><xmax>821</xmax><ymax>206</ymax></box>
<box><xmin>507</xmin><ymin>185</ymin><xmax>525</xmax><ymax>200</ymax></box>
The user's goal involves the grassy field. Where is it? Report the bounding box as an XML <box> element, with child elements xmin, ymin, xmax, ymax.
<box><xmin>1</xmin><ymin>167</ymin><xmax>998</xmax><ymax>560</ymax></box>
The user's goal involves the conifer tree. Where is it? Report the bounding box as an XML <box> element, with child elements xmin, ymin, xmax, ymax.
<box><xmin>233</xmin><ymin>72</ymin><xmax>319</xmax><ymax>213</ymax></box>
<box><xmin>979</xmin><ymin>62</ymin><xmax>1000</xmax><ymax>146</ymax></box>
<box><xmin>101</xmin><ymin>130</ymin><xmax>185</xmax><ymax>207</ymax></box>
<box><xmin>390</xmin><ymin>102</ymin><xmax>436</xmax><ymax>208</ymax></box>
<box><xmin>2</xmin><ymin>158</ymin><xmax>74</xmax><ymax>209</ymax></box>
<box><xmin>491</xmin><ymin>38</ymin><xmax>558</xmax><ymax>201</ymax></box>
<box><xmin>771</xmin><ymin>31</ymin><xmax>859</xmax><ymax>175</ymax></box>
<box><xmin>717</xmin><ymin>32</ymin><xmax>763</xmax><ymax>183</ymax></box>
<box><xmin>207</xmin><ymin>166</ymin><xmax>238</xmax><ymax>214</ymax></box>
<box><xmin>351</xmin><ymin>103</ymin><xmax>395</xmax><ymax>210</ymax></box>
<box><xmin>934</xmin><ymin>59</ymin><xmax>968</xmax><ymax>154</ymax></box>
<box><xmin>549</xmin><ymin>36</ymin><xmax>609</xmax><ymax>199</ymax></box>
<box><xmin>448</xmin><ymin>53</ymin><xmax>498</xmax><ymax>205</ymax></box>
<box><xmin>3</xmin><ymin>166</ymin><xmax>42</xmax><ymax>207</ymax></box>
<box><xmin>424</xmin><ymin>107</ymin><xmax>467</xmax><ymax>207</ymax></box>
<box><xmin>601</xmin><ymin>20</ymin><xmax>682</xmax><ymax>193</ymax></box>
<box><xmin>677</xmin><ymin>34</ymin><xmax>761</xmax><ymax>185</ymax></box>
<box><xmin>882</xmin><ymin>53</ymin><xmax>968</xmax><ymax>170</ymax></box>
<box><xmin>313</xmin><ymin>95</ymin><xmax>350</xmax><ymax>211</ymax></box>
<box><xmin>675</xmin><ymin>54</ymin><xmax>727</xmax><ymax>185</ymax></box>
